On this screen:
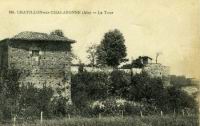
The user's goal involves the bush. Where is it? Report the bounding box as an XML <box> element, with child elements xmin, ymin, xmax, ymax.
<box><xmin>167</xmin><ymin>87</ymin><xmax>198</xmax><ymax>113</ymax></box>
<box><xmin>71</xmin><ymin>70</ymin><xmax>198</xmax><ymax>116</ymax></box>
<box><xmin>18</xmin><ymin>84</ymin><xmax>54</xmax><ymax>119</ymax></box>
<box><xmin>90</xmin><ymin>98</ymin><xmax>158</xmax><ymax>116</ymax></box>
<box><xmin>110</xmin><ymin>70</ymin><xmax>131</xmax><ymax>98</ymax></box>
<box><xmin>71</xmin><ymin>71</ymin><xmax>110</xmax><ymax>107</ymax></box>
<box><xmin>0</xmin><ymin>69</ymin><xmax>197</xmax><ymax>120</ymax></box>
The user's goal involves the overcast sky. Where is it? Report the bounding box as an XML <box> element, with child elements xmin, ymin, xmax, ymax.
<box><xmin>0</xmin><ymin>0</ymin><xmax>200</xmax><ymax>79</ymax></box>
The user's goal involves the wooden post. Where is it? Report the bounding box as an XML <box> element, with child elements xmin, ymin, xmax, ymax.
<box><xmin>40</xmin><ymin>111</ymin><xmax>43</xmax><ymax>125</ymax></box>
<box><xmin>161</xmin><ymin>111</ymin><xmax>163</xmax><ymax>116</ymax></box>
<box><xmin>182</xmin><ymin>109</ymin><xmax>185</xmax><ymax>116</ymax></box>
<box><xmin>68</xmin><ymin>114</ymin><xmax>71</xmax><ymax>119</ymax></box>
<box><xmin>140</xmin><ymin>111</ymin><xmax>143</xmax><ymax>118</ymax></box>
<box><xmin>173</xmin><ymin>109</ymin><xmax>176</xmax><ymax>117</ymax></box>
<box><xmin>98</xmin><ymin>113</ymin><xmax>101</xmax><ymax>119</ymax></box>
<box><xmin>13</xmin><ymin>115</ymin><xmax>16</xmax><ymax>126</ymax></box>
<box><xmin>121</xmin><ymin>110</ymin><xmax>124</xmax><ymax>118</ymax></box>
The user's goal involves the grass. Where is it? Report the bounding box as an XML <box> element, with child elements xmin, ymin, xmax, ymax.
<box><xmin>0</xmin><ymin>115</ymin><xmax>198</xmax><ymax>126</ymax></box>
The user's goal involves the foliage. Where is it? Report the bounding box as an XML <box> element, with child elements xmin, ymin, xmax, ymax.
<box><xmin>110</xmin><ymin>70</ymin><xmax>131</xmax><ymax>97</ymax></box>
<box><xmin>0</xmin><ymin>69</ymin><xmax>21</xmax><ymax>120</ymax></box>
<box><xmin>71</xmin><ymin>71</ymin><xmax>198</xmax><ymax>115</ymax></box>
<box><xmin>2</xmin><ymin>116</ymin><xmax>198</xmax><ymax>126</ymax></box>
<box><xmin>71</xmin><ymin>71</ymin><xmax>110</xmax><ymax>107</ymax></box>
<box><xmin>18</xmin><ymin>84</ymin><xmax>54</xmax><ymax>119</ymax></box>
<box><xmin>50</xmin><ymin>96</ymin><xmax>70</xmax><ymax>117</ymax></box>
<box><xmin>167</xmin><ymin>87</ymin><xmax>198</xmax><ymax>112</ymax></box>
<box><xmin>90</xmin><ymin>98</ymin><xmax>150</xmax><ymax>116</ymax></box>
<box><xmin>170</xmin><ymin>75</ymin><xmax>195</xmax><ymax>88</ymax></box>
<box><xmin>128</xmin><ymin>72</ymin><xmax>164</xmax><ymax>102</ymax></box>
<box><xmin>96</xmin><ymin>29</ymin><xmax>127</xmax><ymax>67</ymax></box>
<box><xmin>0</xmin><ymin>69</ymin><xmax>198</xmax><ymax>120</ymax></box>
<box><xmin>86</xmin><ymin>44</ymin><xmax>98</xmax><ymax>67</ymax></box>
<box><xmin>132</xmin><ymin>56</ymin><xmax>145</xmax><ymax>68</ymax></box>
<box><xmin>50</xmin><ymin>29</ymin><xmax>64</xmax><ymax>37</ymax></box>
<box><xmin>121</xmin><ymin>56</ymin><xmax>152</xmax><ymax>69</ymax></box>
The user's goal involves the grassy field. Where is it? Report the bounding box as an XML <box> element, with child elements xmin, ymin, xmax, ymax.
<box><xmin>1</xmin><ymin>115</ymin><xmax>198</xmax><ymax>126</ymax></box>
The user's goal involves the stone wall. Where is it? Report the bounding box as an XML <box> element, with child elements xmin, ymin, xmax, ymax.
<box><xmin>7</xmin><ymin>40</ymin><xmax>72</xmax><ymax>103</ymax></box>
<box><xmin>142</xmin><ymin>63</ymin><xmax>170</xmax><ymax>87</ymax></box>
<box><xmin>142</xmin><ymin>63</ymin><xmax>170</xmax><ymax>78</ymax></box>
<box><xmin>71</xmin><ymin>66</ymin><xmax>142</xmax><ymax>74</ymax></box>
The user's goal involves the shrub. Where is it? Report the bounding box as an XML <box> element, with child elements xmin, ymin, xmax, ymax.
<box><xmin>71</xmin><ymin>71</ymin><xmax>110</xmax><ymax>107</ymax></box>
<box><xmin>110</xmin><ymin>70</ymin><xmax>131</xmax><ymax>98</ymax></box>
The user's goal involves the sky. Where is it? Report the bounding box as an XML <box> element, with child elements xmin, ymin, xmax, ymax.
<box><xmin>0</xmin><ymin>0</ymin><xmax>200</xmax><ymax>79</ymax></box>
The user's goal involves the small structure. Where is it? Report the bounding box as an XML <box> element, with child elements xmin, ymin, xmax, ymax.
<box><xmin>0</xmin><ymin>31</ymin><xmax>75</xmax><ymax>103</ymax></box>
<box><xmin>139</xmin><ymin>56</ymin><xmax>152</xmax><ymax>65</ymax></box>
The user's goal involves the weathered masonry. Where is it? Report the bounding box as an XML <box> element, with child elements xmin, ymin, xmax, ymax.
<box><xmin>0</xmin><ymin>31</ymin><xmax>75</xmax><ymax>104</ymax></box>
<box><xmin>143</xmin><ymin>63</ymin><xmax>170</xmax><ymax>87</ymax></box>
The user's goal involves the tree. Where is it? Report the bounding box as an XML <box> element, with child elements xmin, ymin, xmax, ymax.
<box><xmin>0</xmin><ymin>69</ymin><xmax>22</xmax><ymax>119</ymax></box>
<box><xmin>50</xmin><ymin>29</ymin><xmax>64</xmax><ymax>37</ymax></box>
<box><xmin>96</xmin><ymin>29</ymin><xmax>127</xmax><ymax>67</ymax></box>
<box><xmin>167</xmin><ymin>87</ymin><xmax>198</xmax><ymax>112</ymax></box>
<box><xmin>86</xmin><ymin>44</ymin><xmax>98</xmax><ymax>67</ymax></box>
<box><xmin>129</xmin><ymin>72</ymin><xmax>165</xmax><ymax>104</ymax></box>
<box><xmin>132</xmin><ymin>56</ymin><xmax>144</xmax><ymax>68</ymax></box>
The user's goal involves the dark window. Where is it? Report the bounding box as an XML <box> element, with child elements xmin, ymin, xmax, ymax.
<box><xmin>31</xmin><ymin>50</ymin><xmax>40</xmax><ymax>65</ymax></box>
<box><xmin>32</xmin><ymin>50</ymin><xmax>39</xmax><ymax>56</ymax></box>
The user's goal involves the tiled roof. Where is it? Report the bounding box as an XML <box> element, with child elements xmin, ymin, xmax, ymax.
<box><xmin>10</xmin><ymin>31</ymin><xmax>75</xmax><ymax>43</ymax></box>
<box><xmin>140</xmin><ymin>56</ymin><xmax>152</xmax><ymax>60</ymax></box>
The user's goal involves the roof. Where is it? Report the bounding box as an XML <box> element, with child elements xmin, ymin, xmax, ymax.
<box><xmin>140</xmin><ymin>56</ymin><xmax>152</xmax><ymax>60</ymax></box>
<box><xmin>10</xmin><ymin>31</ymin><xmax>76</xmax><ymax>43</ymax></box>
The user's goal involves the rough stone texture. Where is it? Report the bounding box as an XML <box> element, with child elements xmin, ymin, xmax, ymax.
<box><xmin>142</xmin><ymin>63</ymin><xmax>170</xmax><ymax>87</ymax></box>
<box><xmin>71</xmin><ymin>66</ymin><xmax>142</xmax><ymax>74</ymax></box>
<box><xmin>143</xmin><ymin>63</ymin><xmax>169</xmax><ymax>77</ymax></box>
<box><xmin>0</xmin><ymin>32</ymin><xmax>75</xmax><ymax>104</ymax></box>
<box><xmin>0</xmin><ymin>39</ymin><xmax>8</xmax><ymax>69</ymax></box>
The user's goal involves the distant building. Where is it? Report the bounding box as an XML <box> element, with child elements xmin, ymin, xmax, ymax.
<box><xmin>0</xmin><ymin>31</ymin><xmax>75</xmax><ymax>103</ymax></box>
<box><xmin>122</xmin><ymin>55</ymin><xmax>170</xmax><ymax>87</ymax></box>
<box><xmin>138</xmin><ymin>56</ymin><xmax>152</xmax><ymax>65</ymax></box>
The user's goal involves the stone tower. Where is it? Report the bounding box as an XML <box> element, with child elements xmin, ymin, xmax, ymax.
<box><xmin>0</xmin><ymin>31</ymin><xmax>75</xmax><ymax>104</ymax></box>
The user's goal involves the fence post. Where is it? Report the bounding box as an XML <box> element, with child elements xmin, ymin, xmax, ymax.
<box><xmin>68</xmin><ymin>114</ymin><xmax>71</xmax><ymax>119</ymax></box>
<box><xmin>121</xmin><ymin>110</ymin><xmax>124</xmax><ymax>118</ymax></box>
<box><xmin>40</xmin><ymin>111</ymin><xmax>43</xmax><ymax>126</ymax></box>
<box><xmin>140</xmin><ymin>111</ymin><xmax>143</xmax><ymax>118</ymax></box>
<box><xmin>182</xmin><ymin>109</ymin><xmax>185</xmax><ymax>116</ymax></box>
<box><xmin>173</xmin><ymin>109</ymin><xmax>176</xmax><ymax>117</ymax></box>
<box><xmin>13</xmin><ymin>115</ymin><xmax>16</xmax><ymax>126</ymax></box>
<box><xmin>98</xmin><ymin>113</ymin><xmax>101</xmax><ymax>119</ymax></box>
<box><xmin>161</xmin><ymin>111</ymin><xmax>163</xmax><ymax>116</ymax></box>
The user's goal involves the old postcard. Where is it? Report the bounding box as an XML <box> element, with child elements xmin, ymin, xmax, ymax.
<box><xmin>0</xmin><ymin>0</ymin><xmax>199</xmax><ymax>125</ymax></box>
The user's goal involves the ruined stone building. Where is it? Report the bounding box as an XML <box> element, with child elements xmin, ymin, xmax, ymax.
<box><xmin>0</xmin><ymin>31</ymin><xmax>75</xmax><ymax>103</ymax></box>
<box><xmin>142</xmin><ymin>63</ymin><xmax>170</xmax><ymax>87</ymax></box>
<box><xmin>133</xmin><ymin>56</ymin><xmax>170</xmax><ymax>79</ymax></box>
<box><xmin>143</xmin><ymin>63</ymin><xmax>170</xmax><ymax>78</ymax></box>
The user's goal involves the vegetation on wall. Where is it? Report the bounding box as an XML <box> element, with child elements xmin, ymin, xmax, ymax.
<box><xmin>0</xmin><ymin>68</ymin><xmax>198</xmax><ymax>121</ymax></box>
<box><xmin>71</xmin><ymin>71</ymin><xmax>198</xmax><ymax>116</ymax></box>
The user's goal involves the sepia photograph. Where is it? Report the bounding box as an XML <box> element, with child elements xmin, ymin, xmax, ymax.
<box><xmin>0</xmin><ymin>0</ymin><xmax>199</xmax><ymax>125</ymax></box>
